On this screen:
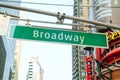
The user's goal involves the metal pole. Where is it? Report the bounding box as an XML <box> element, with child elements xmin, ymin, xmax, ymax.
<box><xmin>0</xmin><ymin>11</ymin><xmax>19</xmax><ymax>18</ymax></box>
<box><xmin>11</xmin><ymin>18</ymin><xmax>105</xmax><ymax>28</ymax></box>
<box><xmin>11</xmin><ymin>18</ymin><xmax>83</xmax><ymax>27</ymax></box>
<box><xmin>66</xmin><ymin>15</ymin><xmax>120</xmax><ymax>30</ymax></box>
<box><xmin>0</xmin><ymin>3</ymin><xmax>120</xmax><ymax>29</ymax></box>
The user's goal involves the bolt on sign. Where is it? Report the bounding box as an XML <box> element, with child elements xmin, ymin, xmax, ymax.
<box><xmin>8</xmin><ymin>25</ymin><xmax>108</xmax><ymax>48</ymax></box>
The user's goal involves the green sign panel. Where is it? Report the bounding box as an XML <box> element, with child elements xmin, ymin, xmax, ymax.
<box><xmin>9</xmin><ymin>25</ymin><xmax>108</xmax><ymax>48</ymax></box>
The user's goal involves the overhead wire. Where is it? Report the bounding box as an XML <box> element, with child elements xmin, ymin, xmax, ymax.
<box><xmin>0</xmin><ymin>0</ymin><xmax>120</xmax><ymax>8</ymax></box>
<box><xmin>0</xmin><ymin>0</ymin><xmax>73</xmax><ymax>7</ymax></box>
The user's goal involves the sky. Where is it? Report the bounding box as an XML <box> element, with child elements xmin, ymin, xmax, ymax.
<box><xmin>19</xmin><ymin>0</ymin><xmax>73</xmax><ymax>80</ymax></box>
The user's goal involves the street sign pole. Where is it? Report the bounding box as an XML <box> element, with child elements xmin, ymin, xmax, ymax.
<box><xmin>0</xmin><ymin>3</ymin><xmax>120</xmax><ymax>29</ymax></box>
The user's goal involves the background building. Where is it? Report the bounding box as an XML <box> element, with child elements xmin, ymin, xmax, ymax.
<box><xmin>11</xmin><ymin>40</ymin><xmax>22</xmax><ymax>80</ymax></box>
<box><xmin>94</xmin><ymin>0</ymin><xmax>120</xmax><ymax>79</ymax></box>
<box><xmin>73</xmin><ymin>0</ymin><xmax>92</xmax><ymax>31</ymax></box>
<box><xmin>0</xmin><ymin>0</ymin><xmax>20</xmax><ymax>80</ymax></box>
<box><xmin>94</xmin><ymin>0</ymin><xmax>112</xmax><ymax>23</ymax></box>
<box><xmin>72</xmin><ymin>0</ymin><xmax>92</xmax><ymax>80</ymax></box>
<box><xmin>94</xmin><ymin>0</ymin><xmax>120</xmax><ymax>24</ymax></box>
<box><xmin>11</xmin><ymin>11</ymin><xmax>25</xmax><ymax>80</ymax></box>
<box><xmin>26</xmin><ymin>56</ymin><xmax>44</xmax><ymax>80</ymax></box>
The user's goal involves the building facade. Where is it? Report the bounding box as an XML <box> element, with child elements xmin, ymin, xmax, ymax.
<box><xmin>94</xmin><ymin>0</ymin><xmax>120</xmax><ymax>79</ymax></box>
<box><xmin>11</xmin><ymin>40</ymin><xmax>22</xmax><ymax>80</ymax></box>
<box><xmin>94</xmin><ymin>0</ymin><xmax>120</xmax><ymax>24</ymax></box>
<box><xmin>0</xmin><ymin>0</ymin><xmax>20</xmax><ymax>80</ymax></box>
<box><xmin>72</xmin><ymin>0</ymin><xmax>92</xmax><ymax>80</ymax></box>
<box><xmin>94</xmin><ymin>0</ymin><xmax>112</xmax><ymax>23</ymax></box>
<box><xmin>26</xmin><ymin>57</ymin><xmax>44</xmax><ymax>80</ymax></box>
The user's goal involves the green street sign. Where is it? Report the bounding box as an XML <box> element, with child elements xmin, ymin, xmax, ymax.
<box><xmin>9</xmin><ymin>25</ymin><xmax>108</xmax><ymax>48</ymax></box>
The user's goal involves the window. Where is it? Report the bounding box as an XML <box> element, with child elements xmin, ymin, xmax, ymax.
<box><xmin>114</xmin><ymin>0</ymin><xmax>118</xmax><ymax>5</ymax></box>
<box><xmin>87</xmin><ymin>0</ymin><xmax>89</xmax><ymax>4</ymax></box>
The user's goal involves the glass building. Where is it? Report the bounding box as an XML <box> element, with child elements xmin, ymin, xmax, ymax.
<box><xmin>0</xmin><ymin>0</ymin><xmax>20</xmax><ymax>80</ymax></box>
<box><xmin>94</xmin><ymin>0</ymin><xmax>112</xmax><ymax>22</ymax></box>
<box><xmin>72</xmin><ymin>0</ymin><xmax>92</xmax><ymax>80</ymax></box>
<box><xmin>94</xmin><ymin>0</ymin><xmax>120</xmax><ymax>24</ymax></box>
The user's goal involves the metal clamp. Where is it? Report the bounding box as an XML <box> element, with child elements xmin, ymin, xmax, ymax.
<box><xmin>25</xmin><ymin>19</ymin><xmax>31</xmax><ymax>26</ymax></box>
<box><xmin>56</xmin><ymin>12</ymin><xmax>65</xmax><ymax>24</ymax></box>
<box><xmin>4</xmin><ymin>11</ymin><xmax>7</xmax><ymax>17</ymax></box>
